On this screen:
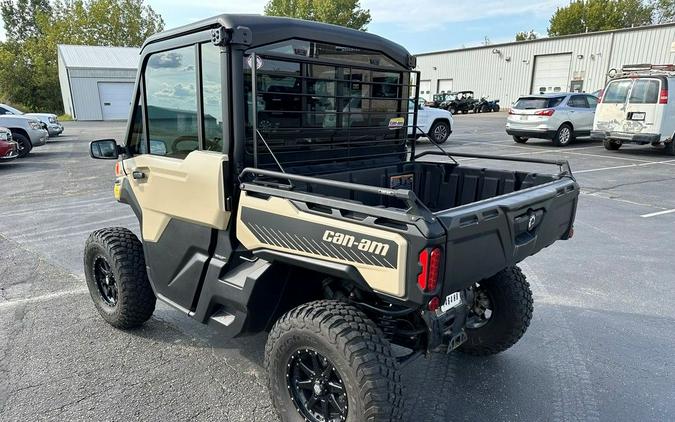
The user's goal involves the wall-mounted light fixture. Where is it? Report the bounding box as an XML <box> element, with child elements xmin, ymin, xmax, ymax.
<box><xmin>492</xmin><ymin>48</ymin><xmax>502</xmax><ymax>56</ymax></box>
<box><xmin>522</xmin><ymin>59</ymin><xmax>530</xmax><ymax>64</ymax></box>
<box><xmin>433</xmin><ymin>66</ymin><xmax>437</xmax><ymax>70</ymax></box>
<box><xmin>505</xmin><ymin>56</ymin><xmax>512</xmax><ymax>62</ymax></box>
<box><xmin>577</xmin><ymin>54</ymin><xmax>584</xmax><ymax>59</ymax></box>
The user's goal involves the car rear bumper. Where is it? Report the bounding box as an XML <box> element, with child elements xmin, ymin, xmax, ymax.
<box><xmin>506</xmin><ymin>128</ymin><xmax>557</xmax><ymax>140</ymax></box>
<box><xmin>591</xmin><ymin>131</ymin><xmax>661</xmax><ymax>145</ymax></box>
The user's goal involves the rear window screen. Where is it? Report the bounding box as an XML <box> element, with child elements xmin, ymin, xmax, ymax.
<box><xmin>514</xmin><ymin>97</ymin><xmax>564</xmax><ymax>109</ymax></box>
<box><xmin>629</xmin><ymin>79</ymin><xmax>659</xmax><ymax>104</ymax></box>
<box><xmin>603</xmin><ymin>80</ymin><xmax>632</xmax><ymax>103</ymax></box>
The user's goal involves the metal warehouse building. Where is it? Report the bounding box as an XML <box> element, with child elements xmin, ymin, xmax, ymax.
<box><xmin>415</xmin><ymin>23</ymin><xmax>675</xmax><ymax>106</ymax></box>
<box><xmin>58</xmin><ymin>45</ymin><xmax>140</xmax><ymax>121</ymax></box>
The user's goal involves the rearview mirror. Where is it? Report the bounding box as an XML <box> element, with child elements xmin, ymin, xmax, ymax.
<box><xmin>90</xmin><ymin>139</ymin><xmax>119</xmax><ymax>159</ymax></box>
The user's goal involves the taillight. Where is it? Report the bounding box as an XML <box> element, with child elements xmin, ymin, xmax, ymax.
<box><xmin>535</xmin><ymin>109</ymin><xmax>555</xmax><ymax>116</ymax></box>
<box><xmin>417</xmin><ymin>247</ymin><xmax>442</xmax><ymax>292</ymax></box>
<box><xmin>114</xmin><ymin>161</ymin><xmax>122</xmax><ymax>177</ymax></box>
<box><xmin>508</xmin><ymin>108</ymin><xmax>515</xmax><ymax>115</ymax></box>
<box><xmin>660</xmin><ymin>88</ymin><xmax>668</xmax><ymax>104</ymax></box>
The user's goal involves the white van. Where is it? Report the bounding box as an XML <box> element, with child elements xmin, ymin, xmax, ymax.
<box><xmin>591</xmin><ymin>64</ymin><xmax>675</xmax><ymax>155</ymax></box>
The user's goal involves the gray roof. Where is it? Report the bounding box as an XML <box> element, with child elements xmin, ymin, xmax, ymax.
<box><xmin>58</xmin><ymin>44</ymin><xmax>140</xmax><ymax>69</ymax></box>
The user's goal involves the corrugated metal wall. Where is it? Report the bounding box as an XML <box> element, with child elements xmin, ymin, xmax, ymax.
<box><xmin>66</xmin><ymin>69</ymin><xmax>136</xmax><ymax>120</ymax></box>
<box><xmin>415</xmin><ymin>24</ymin><xmax>675</xmax><ymax>106</ymax></box>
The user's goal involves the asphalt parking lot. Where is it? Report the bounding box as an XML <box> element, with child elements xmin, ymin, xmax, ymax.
<box><xmin>1</xmin><ymin>113</ymin><xmax>674</xmax><ymax>421</ymax></box>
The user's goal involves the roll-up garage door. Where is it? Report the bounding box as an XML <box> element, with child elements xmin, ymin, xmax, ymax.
<box><xmin>98</xmin><ymin>82</ymin><xmax>135</xmax><ymax>120</ymax></box>
<box><xmin>437</xmin><ymin>79</ymin><xmax>453</xmax><ymax>93</ymax></box>
<box><xmin>419</xmin><ymin>80</ymin><xmax>431</xmax><ymax>101</ymax></box>
<box><xmin>531</xmin><ymin>54</ymin><xmax>572</xmax><ymax>94</ymax></box>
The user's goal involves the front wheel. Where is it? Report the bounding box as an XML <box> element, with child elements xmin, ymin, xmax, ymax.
<box><xmin>429</xmin><ymin>120</ymin><xmax>451</xmax><ymax>144</ymax></box>
<box><xmin>493</xmin><ymin>105</ymin><xmax>500</xmax><ymax>112</ymax></box>
<box><xmin>512</xmin><ymin>135</ymin><xmax>528</xmax><ymax>144</ymax></box>
<box><xmin>265</xmin><ymin>300</ymin><xmax>402</xmax><ymax>422</ymax></box>
<box><xmin>458</xmin><ymin>266</ymin><xmax>533</xmax><ymax>356</ymax></box>
<box><xmin>664</xmin><ymin>141</ymin><xmax>674</xmax><ymax>156</ymax></box>
<box><xmin>13</xmin><ymin>133</ymin><xmax>32</xmax><ymax>158</ymax></box>
<box><xmin>84</xmin><ymin>227</ymin><xmax>156</xmax><ymax>329</ymax></box>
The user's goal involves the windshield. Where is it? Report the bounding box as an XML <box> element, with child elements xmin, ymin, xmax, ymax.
<box><xmin>514</xmin><ymin>97</ymin><xmax>565</xmax><ymax>109</ymax></box>
<box><xmin>1</xmin><ymin>104</ymin><xmax>24</xmax><ymax>115</ymax></box>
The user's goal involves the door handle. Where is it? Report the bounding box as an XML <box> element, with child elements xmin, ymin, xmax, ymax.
<box><xmin>132</xmin><ymin>170</ymin><xmax>146</xmax><ymax>180</ymax></box>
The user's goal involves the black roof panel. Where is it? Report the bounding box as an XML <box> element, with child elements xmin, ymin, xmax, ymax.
<box><xmin>142</xmin><ymin>14</ymin><xmax>412</xmax><ymax>69</ymax></box>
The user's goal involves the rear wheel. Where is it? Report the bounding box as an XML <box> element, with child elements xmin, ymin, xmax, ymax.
<box><xmin>665</xmin><ymin>141</ymin><xmax>675</xmax><ymax>156</ymax></box>
<box><xmin>553</xmin><ymin>123</ymin><xmax>574</xmax><ymax>147</ymax></box>
<box><xmin>13</xmin><ymin>133</ymin><xmax>32</xmax><ymax>158</ymax></box>
<box><xmin>84</xmin><ymin>227</ymin><xmax>156</xmax><ymax>329</ymax></box>
<box><xmin>512</xmin><ymin>136</ymin><xmax>528</xmax><ymax>144</ymax></box>
<box><xmin>449</xmin><ymin>106</ymin><xmax>457</xmax><ymax>114</ymax></box>
<box><xmin>493</xmin><ymin>105</ymin><xmax>500</xmax><ymax>112</ymax></box>
<box><xmin>429</xmin><ymin>120</ymin><xmax>450</xmax><ymax>144</ymax></box>
<box><xmin>458</xmin><ymin>266</ymin><xmax>533</xmax><ymax>356</ymax></box>
<box><xmin>265</xmin><ymin>300</ymin><xmax>402</xmax><ymax>422</ymax></box>
<box><xmin>603</xmin><ymin>139</ymin><xmax>622</xmax><ymax>151</ymax></box>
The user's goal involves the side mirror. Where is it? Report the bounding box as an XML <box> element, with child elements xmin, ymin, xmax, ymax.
<box><xmin>90</xmin><ymin>139</ymin><xmax>120</xmax><ymax>159</ymax></box>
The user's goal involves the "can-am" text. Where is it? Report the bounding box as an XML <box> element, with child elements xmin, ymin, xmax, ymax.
<box><xmin>322</xmin><ymin>230</ymin><xmax>390</xmax><ymax>256</ymax></box>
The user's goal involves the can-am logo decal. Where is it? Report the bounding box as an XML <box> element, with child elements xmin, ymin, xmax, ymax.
<box><xmin>322</xmin><ymin>230</ymin><xmax>390</xmax><ymax>256</ymax></box>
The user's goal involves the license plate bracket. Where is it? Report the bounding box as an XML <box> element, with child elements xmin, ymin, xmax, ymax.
<box><xmin>441</xmin><ymin>291</ymin><xmax>463</xmax><ymax>313</ymax></box>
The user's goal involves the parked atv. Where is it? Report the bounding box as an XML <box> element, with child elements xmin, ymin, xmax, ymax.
<box><xmin>441</xmin><ymin>90</ymin><xmax>477</xmax><ymax>114</ymax></box>
<box><xmin>474</xmin><ymin>97</ymin><xmax>501</xmax><ymax>113</ymax></box>
<box><xmin>430</xmin><ymin>92</ymin><xmax>454</xmax><ymax>108</ymax></box>
<box><xmin>84</xmin><ymin>14</ymin><xmax>579</xmax><ymax>422</ymax></box>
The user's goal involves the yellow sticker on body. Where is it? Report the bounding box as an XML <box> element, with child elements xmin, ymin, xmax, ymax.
<box><xmin>388</xmin><ymin>117</ymin><xmax>405</xmax><ymax>129</ymax></box>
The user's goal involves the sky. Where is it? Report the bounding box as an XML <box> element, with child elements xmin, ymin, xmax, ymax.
<box><xmin>0</xmin><ymin>0</ymin><xmax>570</xmax><ymax>52</ymax></box>
<box><xmin>142</xmin><ymin>0</ymin><xmax>571</xmax><ymax>54</ymax></box>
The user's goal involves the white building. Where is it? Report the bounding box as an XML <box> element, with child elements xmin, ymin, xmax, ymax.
<box><xmin>415</xmin><ymin>23</ymin><xmax>675</xmax><ymax>106</ymax></box>
<box><xmin>58</xmin><ymin>45</ymin><xmax>140</xmax><ymax>121</ymax></box>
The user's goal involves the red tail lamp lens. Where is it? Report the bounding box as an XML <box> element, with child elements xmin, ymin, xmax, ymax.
<box><xmin>114</xmin><ymin>161</ymin><xmax>122</xmax><ymax>177</ymax></box>
<box><xmin>535</xmin><ymin>109</ymin><xmax>555</xmax><ymax>116</ymax></box>
<box><xmin>417</xmin><ymin>247</ymin><xmax>442</xmax><ymax>292</ymax></box>
<box><xmin>659</xmin><ymin>88</ymin><xmax>668</xmax><ymax>104</ymax></box>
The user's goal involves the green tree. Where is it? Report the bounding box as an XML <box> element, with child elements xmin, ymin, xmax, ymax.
<box><xmin>264</xmin><ymin>0</ymin><xmax>371</xmax><ymax>30</ymax></box>
<box><xmin>653</xmin><ymin>0</ymin><xmax>675</xmax><ymax>22</ymax></box>
<box><xmin>548</xmin><ymin>0</ymin><xmax>653</xmax><ymax>37</ymax></box>
<box><xmin>515</xmin><ymin>30</ymin><xmax>538</xmax><ymax>41</ymax></box>
<box><xmin>0</xmin><ymin>0</ymin><xmax>164</xmax><ymax>113</ymax></box>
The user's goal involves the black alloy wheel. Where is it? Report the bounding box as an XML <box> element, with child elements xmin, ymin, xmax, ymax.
<box><xmin>466</xmin><ymin>283</ymin><xmax>493</xmax><ymax>329</ymax></box>
<box><xmin>93</xmin><ymin>256</ymin><xmax>118</xmax><ymax>306</ymax></box>
<box><xmin>287</xmin><ymin>348</ymin><xmax>348</xmax><ymax>422</ymax></box>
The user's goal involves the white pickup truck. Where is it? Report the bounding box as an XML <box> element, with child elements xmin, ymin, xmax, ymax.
<box><xmin>408</xmin><ymin>98</ymin><xmax>454</xmax><ymax>143</ymax></box>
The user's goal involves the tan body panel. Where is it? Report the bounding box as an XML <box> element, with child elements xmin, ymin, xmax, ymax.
<box><xmin>122</xmin><ymin>151</ymin><xmax>230</xmax><ymax>242</ymax></box>
<box><xmin>236</xmin><ymin>192</ymin><xmax>408</xmax><ymax>297</ymax></box>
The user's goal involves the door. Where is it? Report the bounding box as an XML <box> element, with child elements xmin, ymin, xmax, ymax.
<box><xmin>594</xmin><ymin>79</ymin><xmax>632</xmax><ymax>133</ymax></box>
<box><xmin>408</xmin><ymin>99</ymin><xmax>429</xmax><ymax>135</ymax></box>
<box><xmin>98</xmin><ymin>82</ymin><xmax>134</xmax><ymax>120</ymax></box>
<box><xmin>419</xmin><ymin>80</ymin><xmax>431</xmax><ymax>101</ymax></box>
<box><xmin>566</xmin><ymin>94</ymin><xmax>594</xmax><ymax>134</ymax></box>
<box><xmin>122</xmin><ymin>43</ymin><xmax>229</xmax><ymax>310</ymax></box>
<box><xmin>625</xmin><ymin>78</ymin><xmax>662</xmax><ymax>135</ymax></box>
<box><xmin>531</xmin><ymin>54</ymin><xmax>572</xmax><ymax>94</ymax></box>
<box><xmin>437</xmin><ymin>79</ymin><xmax>453</xmax><ymax>93</ymax></box>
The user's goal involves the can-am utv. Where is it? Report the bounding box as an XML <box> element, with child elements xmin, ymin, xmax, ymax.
<box><xmin>85</xmin><ymin>15</ymin><xmax>579</xmax><ymax>422</ymax></box>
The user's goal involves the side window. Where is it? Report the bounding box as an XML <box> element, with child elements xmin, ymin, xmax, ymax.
<box><xmin>145</xmin><ymin>46</ymin><xmax>198</xmax><ymax>159</ymax></box>
<box><xmin>0</xmin><ymin>107</ymin><xmax>7</xmax><ymax>114</ymax></box>
<box><xmin>629</xmin><ymin>79</ymin><xmax>659</xmax><ymax>104</ymax></box>
<box><xmin>127</xmin><ymin>96</ymin><xmax>146</xmax><ymax>155</ymax></box>
<box><xmin>586</xmin><ymin>95</ymin><xmax>598</xmax><ymax>109</ymax></box>
<box><xmin>201</xmin><ymin>43</ymin><xmax>223</xmax><ymax>152</ymax></box>
<box><xmin>568</xmin><ymin>95</ymin><xmax>588</xmax><ymax>108</ymax></box>
<box><xmin>603</xmin><ymin>80</ymin><xmax>632</xmax><ymax>104</ymax></box>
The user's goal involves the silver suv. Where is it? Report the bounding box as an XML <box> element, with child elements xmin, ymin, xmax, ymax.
<box><xmin>506</xmin><ymin>93</ymin><xmax>598</xmax><ymax>146</ymax></box>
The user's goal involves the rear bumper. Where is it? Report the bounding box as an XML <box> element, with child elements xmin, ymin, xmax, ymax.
<box><xmin>591</xmin><ymin>131</ymin><xmax>661</xmax><ymax>145</ymax></box>
<box><xmin>506</xmin><ymin>128</ymin><xmax>557</xmax><ymax>140</ymax></box>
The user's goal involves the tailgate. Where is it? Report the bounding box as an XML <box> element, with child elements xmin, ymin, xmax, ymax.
<box><xmin>435</xmin><ymin>177</ymin><xmax>578</xmax><ymax>295</ymax></box>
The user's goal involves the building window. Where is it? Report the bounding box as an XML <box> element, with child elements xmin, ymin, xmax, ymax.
<box><xmin>145</xmin><ymin>45</ymin><xmax>198</xmax><ymax>159</ymax></box>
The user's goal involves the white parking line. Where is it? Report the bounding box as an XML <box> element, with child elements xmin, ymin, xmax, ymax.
<box><xmin>640</xmin><ymin>208</ymin><xmax>675</xmax><ymax>218</ymax></box>
<box><xmin>574</xmin><ymin>159</ymin><xmax>675</xmax><ymax>174</ymax></box>
<box><xmin>0</xmin><ymin>288</ymin><xmax>87</xmax><ymax>309</ymax></box>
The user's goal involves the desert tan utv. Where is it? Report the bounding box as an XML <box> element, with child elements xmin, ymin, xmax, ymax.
<box><xmin>85</xmin><ymin>15</ymin><xmax>579</xmax><ymax>422</ymax></box>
